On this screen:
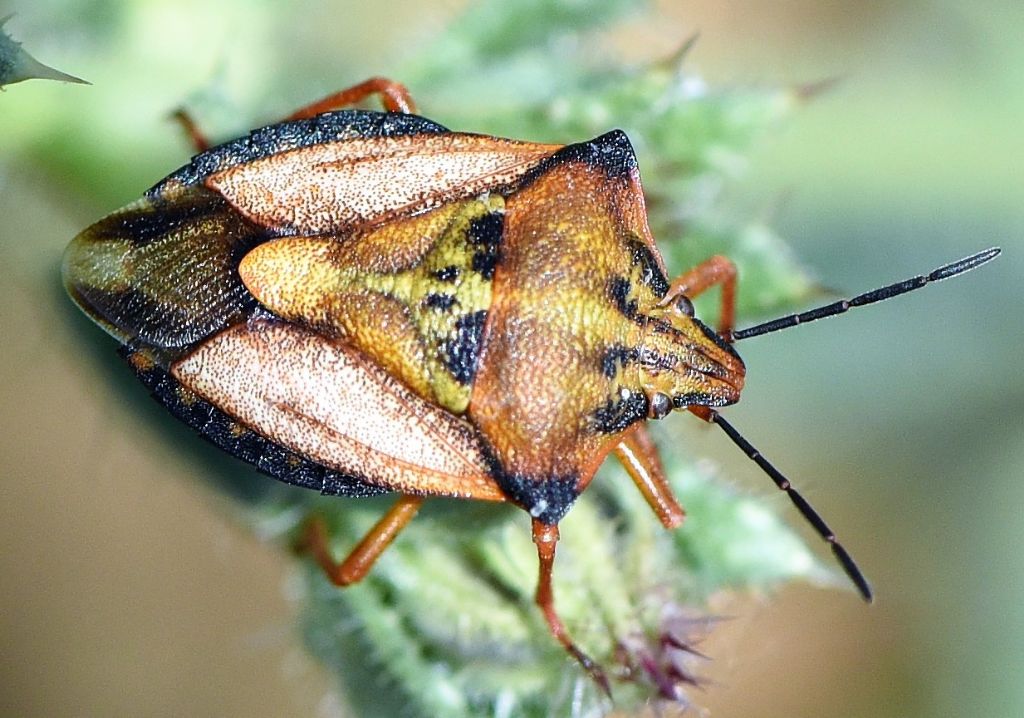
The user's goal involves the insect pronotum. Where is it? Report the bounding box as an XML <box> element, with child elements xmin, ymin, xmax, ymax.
<box><xmin>62</xmin><ymin>77</ymin><xmax>1000</xmax><ymax>692</ymax></box>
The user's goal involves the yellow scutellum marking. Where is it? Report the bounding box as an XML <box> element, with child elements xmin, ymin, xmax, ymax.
<box><xmin>240</xmin><ymin>196</ymin><xmax>503</xmax><ymax>413</ymax></box>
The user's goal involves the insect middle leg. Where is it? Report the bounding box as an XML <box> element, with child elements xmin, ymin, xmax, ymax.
<box><xmin>613</xmin><ymin>425</ymin><xmax>684</xmax><ymax>529</ymax></box>
<box><xmin>301</xmin><ymin>494</ymin><xmax>424</xmax><ymax>586</ymax></box>
<box><xmin>662</xmin><ymin>255</ymin><xmax>738</xmax><ymax>337</ymax></box>
<box><xmin>616</xmin><ymin>257</ymin><xmax>738</xmax><ymax>526</ymax></box>
<box><xmin>172</xmin><ymin>76</ymin><xmax>417</xmax><ymax>153</ymax></box>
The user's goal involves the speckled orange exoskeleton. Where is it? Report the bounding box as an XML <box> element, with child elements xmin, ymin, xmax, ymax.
<box><xmin>63</xmin><ymin>78</ymin><xmax>999</xmax><ymax>685</ymax></box>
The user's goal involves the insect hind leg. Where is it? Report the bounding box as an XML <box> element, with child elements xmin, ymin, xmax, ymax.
<box><xmin>300</xmin><ymin>494</ymin><xmax>424</xmax><ymax>586</ymax></box>
<box><xmin>531</xmin><ymin>519</ymin><xmax>611</xmax><ymax>695</ymax></box>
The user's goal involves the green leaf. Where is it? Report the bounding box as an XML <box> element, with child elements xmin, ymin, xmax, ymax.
<box><xmin>254</xmin><ymin>449</ymin><xmax>832</xmax><ymax>717</ymax></box>
<box><xmin>404</xmin><ymin>0</ymin><xmax>648</xmax><ymax>97</ymax></box>
<box><xmin>0</xmin><ymin>15</ymin><xmax>88</xmax><ymax>87</ymax></box>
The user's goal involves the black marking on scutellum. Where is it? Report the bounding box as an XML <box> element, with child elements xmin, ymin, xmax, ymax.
<box><xmin>431</xmin><ymin>265</ymin><xmax>461</xmax><ymax>283</ymax></box>
<box><xmin>422</xmin><ymin>293</ymin><xmax>458</xmax><ymax>311</ymax></box>
<box><xmin>123</xmin><ymin>346</ymin><xmax>388</xmax><ymax>499</ymax></box>
<box><xmin>468</xmin><ymin>212</ymin><xmax>503</xmax><ymax>280</ymax></box>
<box><xmin>443</xmin><ymin>310</ymin><xmax>488</xmax><ymax>385</ymax></box>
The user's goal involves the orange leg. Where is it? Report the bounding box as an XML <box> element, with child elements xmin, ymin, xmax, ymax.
<box><xmin>662</xmin><ymin>255</ymin><xmax>737</xmax><ymax>338</ymax></box>
<box><xmin>170</xmin><ymin>108</ymin><xmax>213</xmax><ymax>153</ymax></box>
<box><xmin>613</xmin><ymin>425</ymin><xmax>684</xmax><ymax>529</ymax></box>
<box><xmin>285</xmin><ymin>76</ymin><xmax>417</xmax><ymax>119</ymax></box>
<box><xmin>172</xmin><ymin>76</ymin><xmax>417</xmax><ymax>154</ymax></box>
<box><xmin>531</xmin><ymin>519</ymin><xmax>610</xmax><ymax>695</ymax></box>
<box><xmin>301</xmin><ymin>495</ymin><xmax>424</xmax><ymax>586</ymax></box>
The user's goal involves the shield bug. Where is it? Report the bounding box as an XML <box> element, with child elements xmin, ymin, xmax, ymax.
<box><xmin>62</xmin><ymin>77</ymin><xmax>1000</xmax><ymax>688</ymax></box>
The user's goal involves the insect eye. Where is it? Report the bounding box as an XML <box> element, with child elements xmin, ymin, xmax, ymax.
<box><xmin>648</xmin><ymin>392</ymin><xmax>672</xmax><ymax>420</ymax></box>
<box><xmin>674</xmin><ymin>295</ymin><xmax>695</xmax><ymax>317</ymax></box>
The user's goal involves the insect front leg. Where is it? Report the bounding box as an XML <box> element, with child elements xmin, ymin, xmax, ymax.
<box><xmin>170</xmin><ymin>108</ymin><xmax>214</xmax><ymax>152</ymax></box>
<box><xmin>285</xmin><ymin>76</ymin><xmax>417</xmax><ymax>119</ymax></box>
<box><xmin>172</xmin><ymin>76</ymin><xmax>417</xmax><ymax>153</ymax></box>
<box><xmin>613</xmin><ymin>425</ymin><xmax>684</xmax><ymax>529</ymax></box>
<box><xmin>661</xmin><ymin>255</ymin><xmax>737</xmax><ymax>337</ymax></box>
<box><xmin>301</xmin><ymin>494</ymin><xmax>424</xmax><ymax>585</ymax></box>
<box><xmin>531</xmin><ymin>519</ymin><xmax>610</xmax><ymax>694</ymax></box>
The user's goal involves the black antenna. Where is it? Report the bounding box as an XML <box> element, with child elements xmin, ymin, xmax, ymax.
<box><xmin>707</xmin><ymin>410</ymin><xmax>873</xmax><ymax>602</ymax></box>
<box><xmin>731</xmin><ymin>247</ymin><xmax>1001</xmax><ymax>342</ymax></box>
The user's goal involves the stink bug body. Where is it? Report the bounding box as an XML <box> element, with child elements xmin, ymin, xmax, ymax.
<box><xmin>63</xmin><ymin>78</ymin><xmax>999</xmax><ymax>686</ymax></box>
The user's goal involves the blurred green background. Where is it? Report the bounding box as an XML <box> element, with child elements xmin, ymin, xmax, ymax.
<box><xmin>1</xmin><ymin>1</ymin><xmax>1021</xmax><ymax>716</ymax></box>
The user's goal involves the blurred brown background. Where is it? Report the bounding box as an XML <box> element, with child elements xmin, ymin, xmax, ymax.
<box><xmin>2</xmin><ymin>1</ymin><xmax>1021</xmax><ymax>716</ymax></box>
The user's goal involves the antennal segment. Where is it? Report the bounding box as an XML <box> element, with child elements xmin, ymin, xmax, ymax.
<box><xmin>707</xmin><ymin>409</ymin><xmax>873</xmax><ymax>602</ymax></box>
<box><xmin>731</xmin><ymin>247</ymin><xmax>1001</xmax><ymax>341</ymax></box>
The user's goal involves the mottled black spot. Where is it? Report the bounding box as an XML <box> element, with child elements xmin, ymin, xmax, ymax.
<box><xmin>110</xmin><ymin>194</ymin><xmax>219</xmax><ymax>247</ymax></box>
<box><xmin>518</xmin><ymin>130</ymin><xmax>639</xmax><ymax>188</ymax></box>
<box><xmin>422</xmin><ymin>293</ymin><xmax>458</xmax><ymax>311</ymax></box>
<box><xmin>153</xmin><ymin>110</ymin><xmax>449</xmax><ymax>192</ymax></box>
<box><xmin>123</xmin><ymin>347</ymin><xmax>388</xmax><ymax>498</ymax></box>
<box><xmin>71</xmin><ymin>189</ymin><xmax>268</xmax><ymax>351</ymax></box>
<box><xmin>600</xmin><ymin>344</ymin><xmax>638</xmax><ymax>379</ymax></box>
<box><xmin>582</xmin><ymin>129</ymin><xmax>640</xmax><ymax>178</ymax></box>
<box><xmin>608</xmin><ymin>276</ymin><xmax>638</xmax><ymax>319</ymax></box>
<box><xmin>590</xmin><ymin>390</ymin><xmax>649</xmax><ymax>434</ymax></box>
<box><xmin>321</xmin><ymin>471</ymin><xmax>386</xmax><ymax>497</ymax></box>
<box><xmin>468</xmin><ymin>212</ymin><xmax>503</xmax><ymax>279</ymax></box>
<box><xmin>431</xmin><ymin>265</ymin><xmax>461</xmax><ymax>283</ymax></box>
<box><xmin>693</xmin><ymin>317</ymin><xmax>745</xmax><ymax>367</ymax></box>
<box><xmin>476</xmin><ymin>443</ymin><xmax>579</xmax><ymax>524</ymax></box>
<box><xmin>443</xmin><ymin>310</ymin><xmax>488</xmax><ymax>384</ymax></box>
<box><xmin>625</xmin><ymin>238</ymin><xmax>670</xmax><ymax>297</ymax></box>
<box><xmin>501</xmin><ymin>473</ymin><xmax>580</xmax><ymax>525</ymax></box>
<box><xmin>672</xmin><ymin>392</ymin><xmax>732</xmax><ymax>410</ymax></box>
